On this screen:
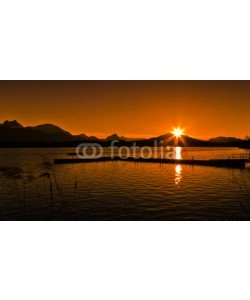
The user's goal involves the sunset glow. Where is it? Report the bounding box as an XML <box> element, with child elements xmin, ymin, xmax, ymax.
<box><xmin>0</xmin><ymin>81</ymin><xmax>250</xmax><ymax>139</ymax></box>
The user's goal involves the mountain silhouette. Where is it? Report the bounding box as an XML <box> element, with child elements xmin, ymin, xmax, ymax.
<box><xmin>105</xmin><ymin>134</ymin><xmax>121</xmax><ymax>141</ymax></box>
<box><xmin>104</xmin><ymin>134</ymin><xmax>142</xmax><ymax>142</ymax></box>
<box><xmin>2</xmin><ymin>120</ymin><xmax>23</xmax><ymax>129</ymax></box>
<box><xmin>0</xmin><ymin>120</ymin><xmax>249</xmax><ymax>148</ymax></box>
<box><xmin>75</xmin><ymin>134</ymin><xmax>99</xmax><ymax>141</ymax></box>
<box><xmin>133</xmin><ymin>133</ymin><xmax>212</xmax><ymax>147</ymax></box>
<box><xmin>208</xmin><ymin>136</ymin><xmax>243</xmax><ymax>146</ymax></box>
<box><xmin>0</xmin><ymin>120</ymin><xmax>85</xmax><ymax>145</ymax></box>
<box><xmin>29</xmin><ymin>124</ymin><xmax>74</xmax><ymax>142</ymax></box>
<box><xmin>31</xmin><ymin>124</ymin><xmax>71</xmax><ymax>136</ymax></box>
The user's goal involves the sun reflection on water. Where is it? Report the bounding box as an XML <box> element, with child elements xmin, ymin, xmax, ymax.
<box><xmin>175</xmin><ymin>147</ymin><xmax>182</xmax><ymax>160</ymax></box>
<box><xmin>175</xmin><ymin>165</ymin><xmax>182</xmax><ymax>185</ymax></box>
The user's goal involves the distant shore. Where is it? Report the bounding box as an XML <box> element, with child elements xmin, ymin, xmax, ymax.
<box><xmin>0</xmin><ymin>143</ymin><xmax>250</xmax><ymax>149</ymax></box>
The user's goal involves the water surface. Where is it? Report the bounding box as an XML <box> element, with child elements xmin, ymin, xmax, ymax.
<box><xmin>0</xmin><ymin>147</ymin><xmax>249</xmax><ymax>220</ymax></box>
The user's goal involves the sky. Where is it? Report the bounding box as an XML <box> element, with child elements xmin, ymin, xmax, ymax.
<box><xmin>0</xmin><ymin>81</ymin><xmax>249</xmax><ymax>139</ymax></box>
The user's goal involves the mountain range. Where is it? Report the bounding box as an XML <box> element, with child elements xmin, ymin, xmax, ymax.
<box><xmin>0</xmin><ymin>120</ymin><xmax>249</xmax><ymax>148</ymax></box>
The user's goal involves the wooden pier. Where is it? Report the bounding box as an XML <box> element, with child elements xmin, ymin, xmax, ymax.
<box><xmin>53</xmin><ymin>156</ymin><xmax>248</xmax><ymax>169</ymax></box>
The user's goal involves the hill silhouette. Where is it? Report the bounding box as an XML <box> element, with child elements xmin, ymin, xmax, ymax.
<box><xmin>0</xmin><ymin>120</ymin><xmax>86</xmax><ymax>145</ymax></box>
<box><xmin>209</xmin><ymin>136</ymin><xmax>243</xmax><ymax>146</ymax></box>
<box><xmin>0</xmin><ymin>120</ymin><xmax>249</xmax><ymax>148</ymax></box>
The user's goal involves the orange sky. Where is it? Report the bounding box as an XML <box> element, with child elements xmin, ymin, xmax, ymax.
<box><xmin>0</xmin><ymin>81</ymin><xmax>249</xmax><ymax>139</ymax></box>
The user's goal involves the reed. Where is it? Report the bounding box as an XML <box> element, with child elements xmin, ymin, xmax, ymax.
<box><xmin>38</xmin><ymin>172</ymin><xmax>53</xmax><ymax>219</ymax></box>
<box><xmin>73</xmin><ymin>175</ymin><xmax>78</xmax><ymax>206</ymax></box>
<box><xmin>232</xmin><ymin>171</ymin><xmax>250</xmax><ymax>217</ymax></box>
<box><xmin>52</xmin><ymin>169</ymin><xmax>66</xmax><ymax>206</ymax></box>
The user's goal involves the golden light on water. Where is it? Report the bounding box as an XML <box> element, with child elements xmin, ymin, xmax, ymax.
<box><xmin>174</xmin><ymin>148</ymin><xmax>182</xmax><ymax>185</ymax></box>
<box><xmin>172</xmin><ymin>127</ymin><xmax>184</xmax><ymax>138</ymax></box>
<box><xmin>175</xmin><ymin>146</ymin><xmax>182</xmax><ymax>160</ymax></box>
<box><xmin>175</xmin><ymin>165</ymin><xmax>182</xmax><ymax>185</ymax></box>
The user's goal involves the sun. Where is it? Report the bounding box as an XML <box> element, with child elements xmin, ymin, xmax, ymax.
<box><xmin>172</xmin><ymin>127</ymin><xmax>184</xmax><ymax>138</ymax></box>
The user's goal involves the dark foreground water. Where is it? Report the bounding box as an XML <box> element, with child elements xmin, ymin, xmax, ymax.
<box><xmin>0</xmin><ymin>147</ymin><xmax>249</xmax><ymax>220</ymax></box>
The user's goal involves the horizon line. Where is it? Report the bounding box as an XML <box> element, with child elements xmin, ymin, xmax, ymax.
<box><xmin>1</xmin><ymin>119</ymin><xmax>248</xmax><ymax>141</ymax></box>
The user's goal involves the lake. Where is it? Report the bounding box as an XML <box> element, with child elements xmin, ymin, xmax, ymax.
<box><xmin>0</xmin><ymin>147</ymin><xmax>249</xmax><ymax>220</ymax></box>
